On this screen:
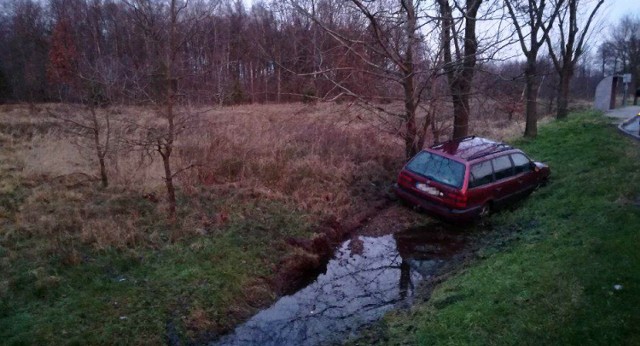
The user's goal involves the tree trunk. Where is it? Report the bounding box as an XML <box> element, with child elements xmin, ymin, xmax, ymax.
<box><xmin>277</xmin><ymin>62</ymin><xmax>281</xmax><ymax>103</ymax></box>
<box><xmin>452</xmin><ymin>86</ymin><xmax>470</xmax><ymax>139</ymax></box>
<box><xmin>249</xmin><ymin>61</ymin><xmax>255</xmax><ymax>104</ymax></box>
<box><xmin>218</xmin><ymin>66</ymin><xmax>224</xmax><ymax>107</ymax></box>
<box><xmin>264</xmin><ymin>65</ymin><xmax>269</xmax><ymax>103</ymax></box>
<box><xmin>98</xmin><ymin>156</ymin><xmax>108</xmax><ymax>188</ymax></box>
<box><xmin>403</xmin><ymin>74</ymin><xmax>419</xmax><ymax>158</ymax></box>
<box><xmin>436</xmin><ymin>0</ymin><xmax>481</xmax><ymax>140</ymax></box>
<box><xmin>556</xmin><ymin>65</ymin><xmax>572</xmax><ymax>119</ymax></box>
<box><xmin>404</xmin><ymin>106</ymin><xmax>418</xmax><ymax>159</ymax></box>
<box><xmin>93</xmin><ymin>125</ymin><xmax>108</xmax><ymax>188</ymax></box>
<box><xmin>524</xmin><ymin>60</ymin><xmax>538</xmax><ymax>138</ymax></box>
<box><xmin>163</xmin><ymin>0</ymin><xmax>177</xmax><ymax>219</ymax></box>
<box><xmin>90</xmin><ymin>107</ymin><xmax>109</xmax><ymax>188</ymax></box>
<box><xmin>403</xmin><ymin>0</ymin><xmax>420</xmax><ymax>159</ymax></box>
<box><xmin>161</xmin><ymin>149</ymin><xmax>176</xmax><ymax>218</ymax></box>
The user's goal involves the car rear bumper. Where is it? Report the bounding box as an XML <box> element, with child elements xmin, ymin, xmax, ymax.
<box><xmin>394</xmin><ymin>184</ymin><xmax>481</xmax><ymax>221</ymax></box>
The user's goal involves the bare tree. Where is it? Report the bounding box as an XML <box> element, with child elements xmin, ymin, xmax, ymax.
<box><xmin>602</xmin><ymin>16</ymin><xmax>640</xmax><ymax>105</ymax></box>
<box><xmin>545</xmin><ymin>0</ymin><xmax>603</xmax><ymax>119</ymax></box>
<box><xmin>597</xmin><ymin>41</ymin><xmax>615</xmax><ymax>76</ymax></box>
<box><xmin>125</xmin><ymin>0</ymin><xmax>212</xmax><ymax>218</ymax></box>
<box><xmin>505</xmin><ymin>0</ymin><xmax>564</xmax><ymax>138</ymax></box>
<box><xmin>48</xmin><ymin>94</ymin><xmax>113</xmax><ymax>188</ymax></box>
<box><xmin>290</xmin><ymin>0</ymin><xmax>445</xmax><ymax>159</ymax></box>
<box><xmin>46</xmin><ymin>7</ymin><xmax>117</xmax><ymax>188</ymax></box>
<box><xmin>436</xmin><ymin>0</ymin><xmax>483</xmax><ymax>140</ymax></box>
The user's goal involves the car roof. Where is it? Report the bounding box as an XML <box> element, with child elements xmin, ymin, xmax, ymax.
<box><xmin>428</xmin><ymin>136</ymin><xmax>514</xmax><ymax>162</ymax></box>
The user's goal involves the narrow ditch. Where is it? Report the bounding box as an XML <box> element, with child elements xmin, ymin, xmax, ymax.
<box><xmin>211</xmin><ymin>224</ymin><xmax>467</xmax><ymax>346</ymax></box>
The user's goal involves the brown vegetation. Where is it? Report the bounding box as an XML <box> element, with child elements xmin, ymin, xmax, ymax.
<box><xmin>1</xmin><ymin>101</ymin><xmax>536</xmax><ymax>252</ymax></box>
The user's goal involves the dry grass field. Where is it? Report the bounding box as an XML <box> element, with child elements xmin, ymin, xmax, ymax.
<box><xmin>1</xmin><ymin>101</ymin><xmax>535</xmax><ymax>248</ymax></box>
<box><xmin>0</xmin><ymin>101</ymin><xmax>540</xmax><ymax>343</ymax></box>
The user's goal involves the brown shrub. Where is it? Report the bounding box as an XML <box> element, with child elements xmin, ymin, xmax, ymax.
<box><xmin>173</xmin><ymin>105</ymin><xmax>403</xmax><ymax>220</ymax></box>
<box><xmin>80</xmin><ymin>218</ymin><xmax>141</xmax><ymax>250</ymax></box>
<box><xmin>14</xmin><ymin>177</ymin><xmax>160</xmax><ymax>251</ymax></box>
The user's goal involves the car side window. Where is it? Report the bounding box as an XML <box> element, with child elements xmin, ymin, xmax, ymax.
<box><xmin>511</xmin><ymin>153</ymin><xmax>532</xmax><ymax>174</ymax></box>
<box><xmin>492</xmin><ymin>155</ymin><xmax>514</xmax><ymax>181</ymax></box>
<box><xmin>469</xmin><ymin>160</ymin><xmax>494</xmax><ymax>188</ymax></box>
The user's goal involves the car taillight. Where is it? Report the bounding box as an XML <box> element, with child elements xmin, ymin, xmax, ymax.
<box><xmin>398</xmin><ymin>172</ymin><xmax>414</xmax><ymax>186</ymax></box>
<box><xmin>447</xmin><ymin>192</ymin><xmax>467</xmax><ymax>208</ymax></box>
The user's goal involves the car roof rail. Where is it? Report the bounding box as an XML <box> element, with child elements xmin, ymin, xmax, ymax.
<box><xmin>430</xmin><ymin>135</ymin><xmax>476</xmax><ymax>149</ymax></box>
<box><xmin>467</xmin><ymin>143</ymin><xmax>513</xmax><ymax>160</ymax></box>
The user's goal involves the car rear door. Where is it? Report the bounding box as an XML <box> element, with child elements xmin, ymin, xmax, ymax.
<box><xmin>465</xmin><ymin>160</ymin><xmax>494</xmax><ymax>208</ymax></box>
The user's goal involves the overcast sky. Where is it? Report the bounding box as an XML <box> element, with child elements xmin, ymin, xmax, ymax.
<box><xmin>603</xmin><ymin>0</ymin><xmax>640</xmax><ymax>24</ymax></box>
<box><xmin>242</xmin><ymin>0</ymin><xmax>639</xmax><ymax>62</ymax></box>
<box><xmin>243</xmin><ymin>1</ymin><xmax>639</xmax><ymax>30</ymax></box>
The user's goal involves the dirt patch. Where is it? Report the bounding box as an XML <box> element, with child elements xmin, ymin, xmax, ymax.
<box><xmin>270</xmin><ymin>192</ymin><xmax>465</xmax><ymax>298</ymax></box>
<box><xmin>395</xmin><ymin>224</ymin><xmax>467</xmax><ymax>260</ymax></box>
<box><xmin>357</xmin><ymin>204</ymin><xmax>433</xmax><ymax>237</ymax></box>
<box><xmin>275</xmin><ymin>199</ymin><xmax>392</xmax><ymax>295</ymax></box>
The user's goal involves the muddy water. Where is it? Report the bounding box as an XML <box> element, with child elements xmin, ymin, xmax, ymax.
<box><xmin>212</xmin><ymin>226</ymin><xmax>466</xmax><ymax>346</ymax></box>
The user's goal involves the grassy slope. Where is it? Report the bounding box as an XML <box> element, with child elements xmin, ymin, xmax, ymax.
<box><xmin>0</xmin><ymin>183</ymin><xmax>312</xmax><ymax>344</ymax></box>
<box><xmin>382</xmin><ymin>111</ymin><xmax>640</xmax><ymax>345</ymax></box>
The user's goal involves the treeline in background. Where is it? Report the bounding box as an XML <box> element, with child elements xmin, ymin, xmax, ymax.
<box><xmin>0</xmin><ymin>0</ymin><xmax>635</xmax><ymax>107</ymax></box>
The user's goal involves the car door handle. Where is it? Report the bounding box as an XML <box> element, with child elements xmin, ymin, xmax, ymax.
<box><xmin>517</xmin><ymin>179</ymin><xmax>523</xmax><ymax>184</ymax></box>
<box><xmin>496</xmin><ymin>187</ymin><xmax>503</xmax><ymax>192</ymax></box>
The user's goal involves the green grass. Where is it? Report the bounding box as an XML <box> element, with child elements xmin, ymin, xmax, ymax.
<box><xmin>3</xmin><ymin>110</ymin><xmax>639</xmax><ymax>345</ymax></box>
<box><xmin>0</xmin><ymin>186</ymin><xmax>312</xmax><ymax>344</ymax></box>
<box><xmin>381</xmin><ymin>110</ymin><xmax>640</xmax><ymax>345</ymax></box>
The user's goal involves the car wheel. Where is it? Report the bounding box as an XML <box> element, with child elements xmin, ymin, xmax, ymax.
<box><xmin>479</xmin><ymin>203</ymin><xmax>491</xmax><ymax>218</ymax></box>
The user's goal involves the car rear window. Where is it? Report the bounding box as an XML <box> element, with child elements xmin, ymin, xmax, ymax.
<box><xmin>469</xmin><ymin>160</ymin><xmax>494</xmax><ymax>188</ymax></box>
<box><xmin>405</xmin><ymin>151</ymin><xmax>465</xmax><ymax>188</ymax></box>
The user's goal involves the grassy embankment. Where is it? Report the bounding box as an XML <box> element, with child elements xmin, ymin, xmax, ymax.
<box><xmin>0</xmin><ymin>172</ymin><xmax>312</xmax><ymax>344</ymax></box>
<box><xmin>379</xmin><ymin>110</ymin><xmax>640</xmax><ymax>344</ymax></box>
<box><xmin>0</xmin><ymin>103</ymin><xmax>404</xmax><ymax>344</ymax></box>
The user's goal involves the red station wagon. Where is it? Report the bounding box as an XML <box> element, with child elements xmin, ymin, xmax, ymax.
<box><xmin>394</xmin><ymin>136</ymin><xmax>550</xmax><ymax>221</ymax></box>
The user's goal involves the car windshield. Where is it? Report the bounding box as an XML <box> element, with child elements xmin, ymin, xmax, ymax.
<box><xmin>405</xmin><ymin>151</ymin><xmax>465</xmax><ymax>188</ymax></box>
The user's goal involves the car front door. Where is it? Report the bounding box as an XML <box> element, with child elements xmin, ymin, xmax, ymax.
<box><xmin>510</xmin><ymin>152</ymin><xmax>537</xmax><ymax>198</ymax></box>
<box><xmin>490</xmin><ymin>154</ymin><xmax>519</xmax><ymax>207</ymax></box>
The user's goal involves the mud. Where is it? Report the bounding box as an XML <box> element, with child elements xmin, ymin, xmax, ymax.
<box><xmin>274</xmin><ymin>200</ymin><xmax>392</xmax><ymax>296</ymax></box>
